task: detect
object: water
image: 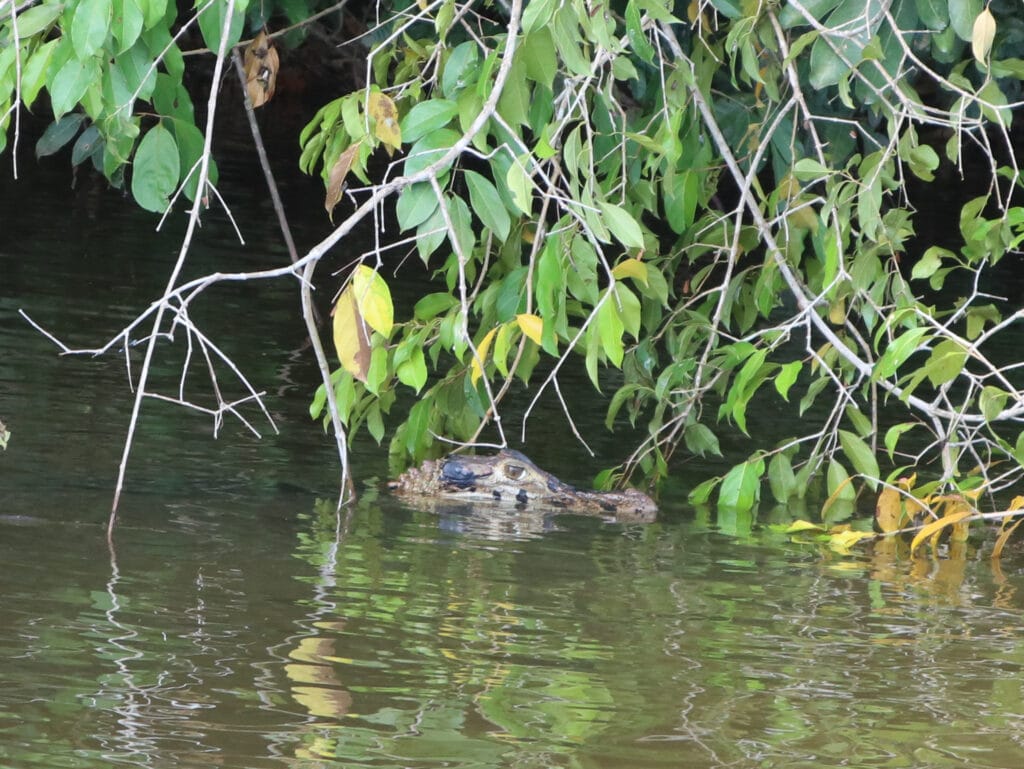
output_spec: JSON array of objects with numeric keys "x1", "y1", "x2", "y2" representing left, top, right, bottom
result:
[{"x1": 4, "y1": 137, "x2": 1024, "y2": 769}]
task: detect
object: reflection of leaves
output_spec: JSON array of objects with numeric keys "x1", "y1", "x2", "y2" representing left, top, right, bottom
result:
[{"x1": 243, "y1": 30, "x2": 278, "y2": 108}]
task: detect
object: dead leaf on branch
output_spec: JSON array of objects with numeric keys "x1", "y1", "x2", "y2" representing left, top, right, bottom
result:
[
  {"x1": 332, "y1": 287, "x2": 371, "y2": 382},
  {"x1": 368, "y1": 91, "x2": 401, "y2": 155},
  {"x1": 244, "y1": 30, "x2": 279, "y2": 108},
  {"x1": 331, "y1": 266, "x2": 395, "y2": 383},
  {"x1": 326, "y1": 142, "x2": 360, "y2": 221}
]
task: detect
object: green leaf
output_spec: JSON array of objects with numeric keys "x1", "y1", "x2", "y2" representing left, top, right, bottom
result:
[
  {"x1": 792, "y1": 158, "x2": 831, "y2": 179},
  {"x1": 838, "y1": 429, "x2": 879, "y2": 489},
  {"x1": 683, "y1": 423, "x2": 721, "y2": 458},
  {"x1": 625, "y1": 0, "x2": 656, "y2": 63},
  {"x1": 884, "y1": 422, "x2": 917, "y2": 460},
  {"x1": 21, "y1": 39, "x2": 59, "y2": 108},
  {"x1": 414, "y1": 292, "x2": 457, "y2": 320},
  {"x1": 12, "y1": 3, "x2": 63, "y2": 37},
  {"x1": 522, "y1": 28, "x2": 557, "y2": 89},
  {"x1": 874, "y1": 327, "x2": 930, "y2": 379},
  {"x1": 597, "y1": 297, "x2": 625, "y2": 367},
  {"x1": 142, "y1": 0, "x2": 168, "y2": 30},
  {"x1": 445, "y1": 194, "x2": 476, "y2": 258},
  {"x1": 403, "y1": 128, "x2": 459, "y2": 176},
  {"x1": 49, "y1": 55, "x2": 101, "y2": 118},
  {"x1": 399, "y1": 99, "x2": 458, "y2": 144},
  {"x1": 497, "y1": 50, "x2": 530, "y2": 128},
  {"x1": 113, "y1": 41, "x2": 157, "y2": 102},
  {"x1": 718, "y1": 458, "x2": 764, "y2": 510},
  {"x1": 827, "y1": 459, "x2": 856, "y2": 501},
  {"x1": 807, "y1": 0, "x2": 882, "y2": 89},
  {"x1": 71, "y1": 124, "x2": 102, "y2": 165},
  {"x1": 396, "y1": 182, "x2": 438, "y2": 231},
  {"x1": 366, "y1": 404, "x2": 385, "y2": 444},
  {"x1": 416, "y1": 204, "x2": 448, "y2": 264},
  {"x1": 131, "y1": 122, "x2": 180, "y2": 212},
  {"x1": 72, "y1": 0, "x2": 113, "y2": 59},
  {"x1": 980, "y1": 386, "x2": 1007, "y2": 422},
  {"x1": 521, "y1": 0, "x2": 557, "y2": 35},
  {"x1": 197, "y1": 0, "x2": 245, "y2": 52},
  {"x1": 924, "y1": 339, "x2": 967, "y2": 387},
  {"x1": 774, "y1": 361, "x2": 801, "y2": 401},
  {"x1": 441, "y1": 40, "x2": 478, "y2": 97},
  {"x1": 36, "y1": 113, "x2": 86, "y2": 157},
  {"x1": 768, "y1": 452, "x2": 796, "y2": 502},
  {"x1": 664, "y1": 169, "x2": 698, "y2": 235},
  {"x1": 464, "y1": 170, "x2": 511, "y2": 241},
  {"x1": 687, "y1": 476, "x2": 720, "y2": 505},
  {"x1": 506, "y1": 155, "x2": 533, "y2": 214},
  {"x1": 396, "y1": 346, "x2": 428, "y2": 392},
  {"x1": 598, "y1": 202, "x2": 645, "y2": 249},
  {"x1": 111, "y1": 0, "x2": 145, "y2": 53},
  {"x1": 948, "y1": 0, "x2": 983, "y2": 41},
  {"x1": 911, "y1": 246, "x2": 950, "y2": 280},
  {"x1": 915, "y1": 0, "x2": 948, "y2": 30}
]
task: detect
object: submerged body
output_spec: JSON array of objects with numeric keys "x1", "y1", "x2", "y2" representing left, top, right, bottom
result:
[{"x1": 389, "y1": 450, "x2": 657, "y2": 522}]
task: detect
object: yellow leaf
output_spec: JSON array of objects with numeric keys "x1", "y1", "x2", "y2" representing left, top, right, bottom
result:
[
  {"x1": 972, "y1": 8, "x2": 996, "y2": 65},
  {"x1": 828, "y1": 529, "x2": 873, "y2": 554},
  {"x1": 611, "y1": 258, "x2": 649, "y2": 285},
  {"x1": 352, "y1": 265, "x2": 394, "y2": 337},
  {"x1": 325, "y1": 141, "x2": 360, "y2": 222},
  {"x1": 470, "y1": 327, "x2": 498, "y2": 385},
  {"x1": 368, "y1": 91, "x2": 401, "y2": 155},
  {"x1": 785, "y1": 519, "x2": 826, "y2": 533},
  {"x1": 332, "y1": 287, "x2": 371, "y2": 382},
  {"x1": 910, "y1": 510, "x2": 973, "y2": 556},
  {"x1": 875, "y1": 487, "x2": 904, "y2": 533},
  {"x1": 516, "y1": 313, "x2": 543, "y2": 344},
  {"x1": 992, "y1": 516, "x2": 1024, "y2": 560}
]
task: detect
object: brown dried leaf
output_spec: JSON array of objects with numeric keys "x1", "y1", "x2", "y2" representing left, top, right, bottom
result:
[
  {"x1": 367, "y1": 91, "x2": 402, "y2": 155},
  {"x1": 332, "y1": 285, "x2": 371, "y2": 382},
  {"x1": 244, "y1": 30, "x2": 278, "y2": 108},
  {"x1": 325, "y1": 142, "x2": 360, "y2": 221}
]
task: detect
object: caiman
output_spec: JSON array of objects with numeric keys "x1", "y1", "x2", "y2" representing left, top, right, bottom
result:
[{"x1": 388, "y1": 449, "x2": 657, "y2": 522}]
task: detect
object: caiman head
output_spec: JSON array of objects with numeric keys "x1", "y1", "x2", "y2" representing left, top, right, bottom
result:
[
  {"x1": 389, "y1": 449, "x2": 657, "y2": 522},
  {"x1": 437, "y1": 449, "x2": 571, "y2": 505}
]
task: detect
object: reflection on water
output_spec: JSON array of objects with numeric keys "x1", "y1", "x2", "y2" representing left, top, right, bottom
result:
[
  {"x1": 2, "y1": 491, "x2": 1024, "y2": 769},
  {"x1": 5, "y1": 144, "x2": 1024, "y2": 769}
]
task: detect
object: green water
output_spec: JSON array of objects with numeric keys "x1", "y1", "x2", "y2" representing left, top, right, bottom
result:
[{"x1": 3, "y1": 146, "x2": 1024, "y2": 769}]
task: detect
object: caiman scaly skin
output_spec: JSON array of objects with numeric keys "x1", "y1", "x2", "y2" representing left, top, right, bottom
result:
[{"x1": 388, "y1": 450, "x2": 657, "y2": 522}]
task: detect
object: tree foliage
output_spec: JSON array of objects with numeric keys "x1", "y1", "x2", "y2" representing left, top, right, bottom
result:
[{"x1": 6, "y1": 0, "x2": 1024, "y2": 544}]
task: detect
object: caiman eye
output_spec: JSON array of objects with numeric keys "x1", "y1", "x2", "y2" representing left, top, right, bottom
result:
[{"x1": 505, "y1": 463, "x2": 525, "y2": 480}]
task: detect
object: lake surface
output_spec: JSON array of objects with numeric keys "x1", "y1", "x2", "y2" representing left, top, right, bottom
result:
[{"x1": 3, "y1": 133, "x2": 1024, "y2": 769}]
